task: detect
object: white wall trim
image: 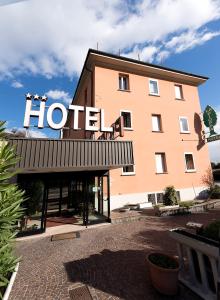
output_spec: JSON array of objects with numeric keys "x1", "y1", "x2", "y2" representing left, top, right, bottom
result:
[
  {"x1": 149, "y1": 78, "x2": 160, "y2": 96},
  {"x1": 121, "y1": 165, "x2": 136, "y2": 176},
  {"x1": 110, "y1": 186, "x2": 206, "y2": 210}
]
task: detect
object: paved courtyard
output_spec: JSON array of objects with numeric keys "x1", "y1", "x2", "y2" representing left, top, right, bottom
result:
[{"x1": 9, "y1": 208, "x2": 220, "y2": 300}]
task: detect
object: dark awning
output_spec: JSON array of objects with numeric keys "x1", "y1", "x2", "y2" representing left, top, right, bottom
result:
[{"x1": 8, "y1": 138, "x2": 134, "y2": 173}]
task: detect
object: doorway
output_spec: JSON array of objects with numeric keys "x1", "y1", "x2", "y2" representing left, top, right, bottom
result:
[
  {"x1": 17, "y1": 171, "x2": 110, "y2": 236},
  {"x1": 45, "y1": 172, "x2": 110, "y2": 228}
]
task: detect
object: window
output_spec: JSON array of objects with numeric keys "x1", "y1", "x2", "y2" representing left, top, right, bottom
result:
[
  {"x1": 175, "y1": 84, "x2": 183, "y2": 99},
  {"x1": 155, "y1": 153, "x2": 167, "y2": 173},
  {"x1": 149, "y1": 79, "x2": 159, "y2": 96},
  {"x1": 156, "y1": 193, "x2": 164, "y2": 203},
  {"x1": 120, "y1": 110, "x2": 132, "y2": 130},
  {"x1": 152, "y1": 114, "x2": 162, "y2": 132},
  {"x1": 148, "y1": 193, "x2": 156, "y2": 205},
  {"x1": 119, "y1": 74, "x2": 129, "y2": 91},
  {"x1": 184, "y1": 153, "x2": 196, "y2": 172},
  {"x1": 122, "y1": 165, "x2": 135, "y2": 175},
  {"x1": 176, "y1": 191, "x2": 181, "y2": 201},
  {"x1": 179, "y1": 117, "x2": 189, "y2": 133}
]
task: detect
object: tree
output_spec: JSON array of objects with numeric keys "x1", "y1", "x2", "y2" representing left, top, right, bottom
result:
[
  {"x1": 163, "y1": 186, "x2": 179, "y2": 206},
  {"x1": 0, "y1": 121, "x2": 24, "y2": 299},
  {"x1": 201, "y1": 166, "x2": 214, "y2": 190}
]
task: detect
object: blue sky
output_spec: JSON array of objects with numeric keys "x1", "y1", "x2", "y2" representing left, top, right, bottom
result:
[{"x1": 1, "y1": 0, "x2": 220, "y2": 161}]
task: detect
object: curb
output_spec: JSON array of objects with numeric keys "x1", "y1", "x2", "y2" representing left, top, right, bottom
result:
[{"x1": 3, "y1": 262, "x2": 19, "y2": 300}]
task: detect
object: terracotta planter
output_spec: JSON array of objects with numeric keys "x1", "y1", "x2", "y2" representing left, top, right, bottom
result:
[{"x1": 147, "y1": 253, "x2": 179, "y2": 296}]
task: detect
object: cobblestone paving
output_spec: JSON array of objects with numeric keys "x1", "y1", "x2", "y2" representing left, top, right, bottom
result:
[{"x1": 9, "y1": 209, "x2": 220, "y2": 300}]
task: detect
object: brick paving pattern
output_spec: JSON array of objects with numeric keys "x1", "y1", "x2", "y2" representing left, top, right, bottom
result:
[{"x1": 9, "y1": 208, "x2": 220, "y2": 300}]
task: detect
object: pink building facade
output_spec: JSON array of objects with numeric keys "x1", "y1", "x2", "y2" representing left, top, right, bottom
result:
[{"x1": 64, "y1": 49, "x2": 211, "y2": 210}]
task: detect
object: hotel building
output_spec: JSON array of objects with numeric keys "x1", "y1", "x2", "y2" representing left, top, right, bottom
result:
[{"x1": 9, "y1": 49, "x2": 210, "y2": 235}]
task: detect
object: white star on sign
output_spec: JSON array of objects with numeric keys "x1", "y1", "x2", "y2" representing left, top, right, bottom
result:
[
  {"x1": 34, "y1": 94, "x2": 40, "y2": 100},
  {"x1": 26, "y1": 93, "x2": 32, "y2": 99},
  {"x1": 41, "y1": 95, "x2": 48, "y2": 101}
]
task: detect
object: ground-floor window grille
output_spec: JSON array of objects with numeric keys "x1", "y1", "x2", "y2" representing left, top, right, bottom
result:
[
  {"x1": 176, "y1": 191, "x2": 181, "y2": 201},
  {"x1": 156, "y1": 193, "x2": 164, "y2": 203},
  {"x1": 148, "y1": 193, "x2": 156, "y2": 205}
]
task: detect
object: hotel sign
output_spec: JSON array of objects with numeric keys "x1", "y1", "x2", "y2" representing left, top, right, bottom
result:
[
  {"x1": 23, "y1": 94, "x2": 114, "y2": 132},
  {"x1": 207, "y1": 135, "x2": 220, "y2": 143},
  {"x1": 203, "y1": 105, "x2": 217, "y2": 137},
  {"x1": 203, "y1": 105, "x2": 220, "y2": 143}
]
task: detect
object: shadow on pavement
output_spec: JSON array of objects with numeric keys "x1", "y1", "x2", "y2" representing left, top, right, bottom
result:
[{"x1": 64, "y1": 248, "x2": 200, "y2": 300}]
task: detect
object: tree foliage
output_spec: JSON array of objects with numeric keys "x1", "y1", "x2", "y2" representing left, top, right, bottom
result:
[
  {"x1": 201, "y1": 167, "x2": 214, "y2": 190},
  {"x1": 0, "y1": 121, "x2": 24, "y2": 299},
  {"x1": 163, "y1": 186, "x2": 179, "y2": 206},
  {"x1": 203, "y1": 105, "x2": 217, "y2": 136}
]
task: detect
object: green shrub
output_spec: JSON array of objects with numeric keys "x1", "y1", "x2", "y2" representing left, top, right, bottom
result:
[
  {"x1": 209, "y1": 184, "x2": 220, "y2": 199},
  {"x1": 200, "y1": 221, "x2": 220, "y2": 242},
  {"x1": 0, "y1": 121, "x2": 24, "y2": 299},
  {"x1": 163, "y1": 186, "x2": 179, "y2": 206},
  {"x1": 24, "y1": 180, "x2": 44, "y2": 216}
]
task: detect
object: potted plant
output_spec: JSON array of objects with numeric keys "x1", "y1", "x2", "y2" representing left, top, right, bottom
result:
[{"x1": 147, "y1": 252, "x2": 180, "y2": 295}]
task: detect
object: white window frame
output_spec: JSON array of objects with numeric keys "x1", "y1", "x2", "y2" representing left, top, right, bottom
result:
[
  {"x1": 120, "y1": 110, "x2": 133, "y2": 130},
  {"x1": 175, "y1": 84, "x2": 183, "y2": 100},
  {"x1": 119, "y1": 74, "x2": 129, "y2": 91},
  {"x1": 152, "y1": 114, "x2": 162, "y2": 132},
  {"x1": 155, "y1": 152, "x2": 167, "y2": 174},
  {"x1": 184, "y1": 152, "x2": 196, "y2": 172},
  {"x1": 122, "y1": 164, "x2": 136, "y2": 176},
  {"x1": 149, "y1": 78, "x2": 160, "y2": 96},
  {"x1": 179, "y1": 116, "x2": 190, "y2": 133}
]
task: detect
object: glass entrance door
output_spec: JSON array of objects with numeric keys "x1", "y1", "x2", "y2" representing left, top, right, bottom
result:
[
  {"x1": 46, "y1": 179, "x2": 84, "y2": 227},
  {"x1": 85, "y1": 175, "x2": 110, "y2": 225}
]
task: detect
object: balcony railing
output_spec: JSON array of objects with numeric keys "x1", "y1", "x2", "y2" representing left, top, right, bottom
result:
[{"x1": 170, "y1": 228, "x2": 219, "y2": 300}]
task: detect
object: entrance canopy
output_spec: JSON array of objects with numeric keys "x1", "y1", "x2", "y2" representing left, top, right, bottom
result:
[{"x1": 9, "y1": 138, "x2": 134, "y2": 173}]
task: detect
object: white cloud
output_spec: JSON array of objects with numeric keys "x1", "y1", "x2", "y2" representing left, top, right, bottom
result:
[
  {"x1": 123, "y1": 45, "x2": 158, "y2": 63},
  {"x1": 27, "y1": 129, "x2": 47, "y2": 138},
  {"x1": 0, "y1": 0, "x2": 219, "y2": 78},
  {"x1": 5, "y1": 127, "x2": 47, "y2": 138},
  {"x1": 45, "y1": 89, "x2": 72, "y2": 105},
  {"x1": 155, "y1": 50, "x2": 170, "y2": 64},
  {"x1": 165, "y1": 30, "x2": 220, "y2": 54},
  {"x1": 11, "y1": 80, "x2": 23, "y2": 88},
  {"x1": 208, "y1": 140, "x2": 220, "y2": 162}
]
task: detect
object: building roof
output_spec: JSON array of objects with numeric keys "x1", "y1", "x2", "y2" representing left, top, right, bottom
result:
[
  {"x1": 71, "y1": 48, "x2": 209, "y2": 105},
  {"x1": 89, "y1": 49, "x2": 208, "y2": 79}
]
